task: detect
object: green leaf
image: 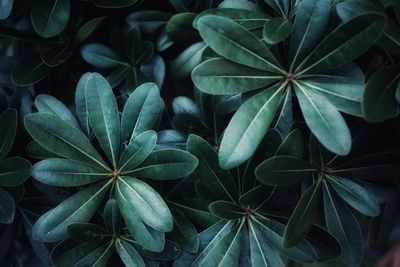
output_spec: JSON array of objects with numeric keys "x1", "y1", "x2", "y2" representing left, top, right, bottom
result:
[
  {"x1": 197, "y1": 15, "x2": 283, "y2": 73},
  {"x1": 284, "y1": 181, "x2": 321, "y2": 247},
  {"x1": 31, "y1": 0, "x2": 70, "y2": 38},
  {"x1": 294, "y1": 81, "x2": 351, "y2": 156},
  {"x1": 75, "y1": 73, "x2": 92, "y2": 136},
  {"x1": 128, "y1": 149, "x2": 198, "y2": 180},
  {"x1": 256, "y1": 156, "x2": 316, "y2": 186},
  {"x1": 126, "y1": 10, "x2": 172, "y2": 33},
  {"x1": 119, "y1": 130, "x2": 157, "y2": 173},
  {"x1": 24, "y1": 113, "x2": 109, "y2": 170},
  {"x1": 166, "y1": 12, "x2": 198, "y2": 42},
  {"x1": 115, "y1": 239, "x2": 145, "y2": 267},
  {"x1": 264, "y1": 0, "x2": 288, "y2": 16},
  {"x1": 86, "y1": 72, "x2": 121, "y2": 168},
  {"x1": 323, "y1": 182, "x2": 363, "y2": 267},
  {"x1": 327, "y1": 175, "x2": 380, "y2": 216},
  {"x1": 10, "y1": 56, "x2": 51, "y2": 86},
  {"x1": 93, "y1": 0, "x2": 138, "y2": 8},
  {"x1": 139, "y1": 239, "x2": 181, "y2": 261},
  {"x1": 369, "y1": 200, "x2": 399, "y2": 248},
  {"x1": 32, "y1": 158, "x2": 109, "y2": 187},
  {"x1": 75, "y1": 16, "x2": 107, "y2": 44},
  {"x1": 192, "y1": 58, "x2": 281, "y2": 94},
  {"x1": 81, "y1": 44, "x2": 127, "y2": 69},
  {"x1": 250, "y1": 215, "x2": 316, "y2": 263},
  {"x1": 275, "y1": 129, "x2": 304, "y2": 158},
  {"x1": 192, "y1": 221, "x2": 244, "y2": 267},
  {"x1": 41, "y1": 44, "x2": 73, "y2": 67},
  {"x1": 116, "y1": 176, "x2": 173, "y2": 232},
  {"x1": 193, "y1": 8, "x2": 270, "y2": 31},
  {"x1": 302, "y1": 63, "x2": 364, "y2": 117},
  {"x1": 121, "y1": 82, "x2": 163, "y2": 143},
  {"x1": 209, "y1": 201, "x2": 245, "y2": 220},
  {"x1": 248, "y1": 220, "x2": 285, "y2": 267},
  {"x1": 331, "y1": 152, "x2": 400, "y2": 181},
  {"x1": 263, "y1": 17, "x2": 292, "y2": 45},
  {"x1": 117, "y1": 211, "x2": 165, "y2": 252},
  {"x1": 0, "y1": 108, "x2": 17, "y2": 160},
  {"x1": 171, "y1": 42, "x2": 206, "y2": 80},
  {"x1": 35, "y1": 94, "x2": 81, "y2": 130},
  {"x1": 67, "y1": 223, "x2": 109, "y2": 242},
  {"x1": 0, "y1": 188, "x2": 15, "y2": 224},
  {"x1": 187, "y1": 134, "x2": 237, "y2": 202},
  {"x1": 0, "y1": 0, "x2": 13, "y2": 20},
  {"x1": 219, "y1": 83, "x2": 284, "y2": 169},
  {"x1": 170, "y1": 208, "x2": 199, "y2": 253},
  {"x1": 51, "y1": 240, "x2": 106, "y2": 266},
  {"x1": 169, "y1": 199, "x2": 219, "y2": 228},
  {"x1": 104, "y1": 198, "x2": 120, "y2": 234},
  {"x1": 0, "y1": 157, "x2": 31, "y2": 186},
  {"x1": 289, "y1": 0, "x2": 330, "y2": 69},
  {"x1": 362, "y1": 64, "x2": 400, "y2": 122},
  {"x1": 32, "y1": 180, "x2": 112, "y2": 242},
  {"x1": 300, "y1": 13, "x2": 386, "y2": 74}
]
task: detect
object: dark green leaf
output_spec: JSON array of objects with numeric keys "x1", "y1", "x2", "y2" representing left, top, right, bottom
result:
[
  {"x1": 104, "y1": 198, "x2": 120, "y2": 234},
  {"x1": 166, "y1": 12, "x2": 198, "y2": 42},
  {"x1": 67, "y1": 223, "x2": 109, "y2": 242},
  {"x1": 284, "y1": 181, "x2": 321, "y2": 247},
  {"x1": 0, "y1": 109, "x2": 17, "y2": 160},
  {"x1": 171, "y1": 42, "x2": 206, "y2": 80},
  {"x1": 363, "y1": 64, "x2": 400, "y2": 122},
  {"x1": 10, "y1": 56, "x2": 51, "y2": 86},
  {"x1": 323, "y1": 182, "x2": 363, "y2": 267},
  {"x1": 75, "y1": 16, "x2": 107, "y2": 44},
  {"x1": 170, "y1": 208, "x2": 199, "y2": 253},
  {"x1": 187, "y1": 134, "x2": 237, "y2": 202},
  {"x1": 0, "y1": 157, "x2": 31, "y2": 186},
  {"x1": 0, "y1": 188, "x2": 15, "y2": 224},
  {"x1": 275, "y1": 129, "x2": 304, "y2": 158},
  {"x1": 256, "y1": 156, "x2": 316, "y2": 186},
  {"x1": 209, "y1": 201, "x2": 245, "y2": 220}
]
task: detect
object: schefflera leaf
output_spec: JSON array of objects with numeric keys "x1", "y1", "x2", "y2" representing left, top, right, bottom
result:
[
  {"x1": 174, "y1": 134, "x2": 338, "y2": 266},
  {"x1": 25, "y1": 72, "x2": 199, "y2": 252},
  {"x1": 192, "y1": 0, "x2": 385, "y2": 169},
  {"x1": 0, "y1": 108, "x2": 31, "y2": 224}
]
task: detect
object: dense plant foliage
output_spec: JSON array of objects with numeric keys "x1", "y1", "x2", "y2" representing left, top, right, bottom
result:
[{"x1": 1, "y1": 0, "x2": 400, "y2": 266}]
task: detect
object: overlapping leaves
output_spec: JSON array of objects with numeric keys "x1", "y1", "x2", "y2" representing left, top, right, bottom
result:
[
  {"x1": 24, "y1": 73, "x2": 198, "y2": 266},
  {"x1": 192, "y1": 0, "x2": 386, "y2": 169}
]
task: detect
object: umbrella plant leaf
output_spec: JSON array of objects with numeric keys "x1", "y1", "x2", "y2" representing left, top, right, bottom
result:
[
  {"x1": 197, "y1": 15, "x2": 283, "y2": 73},
  {"x1": 294, "y1": 81, "x2": 352, "y2": 156},
  {"x1": 0, "y1": 108, "x2": 17, "y2": 160},
  {"x1": 86, "y1": 72, "x2": 121, "y2": 168},
  {"x1": 218, "y1": 83, "x2": 285, "y2": 169},
  {"x1": 32, "y1": 180, "x2": 112, "y2": 242}
]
